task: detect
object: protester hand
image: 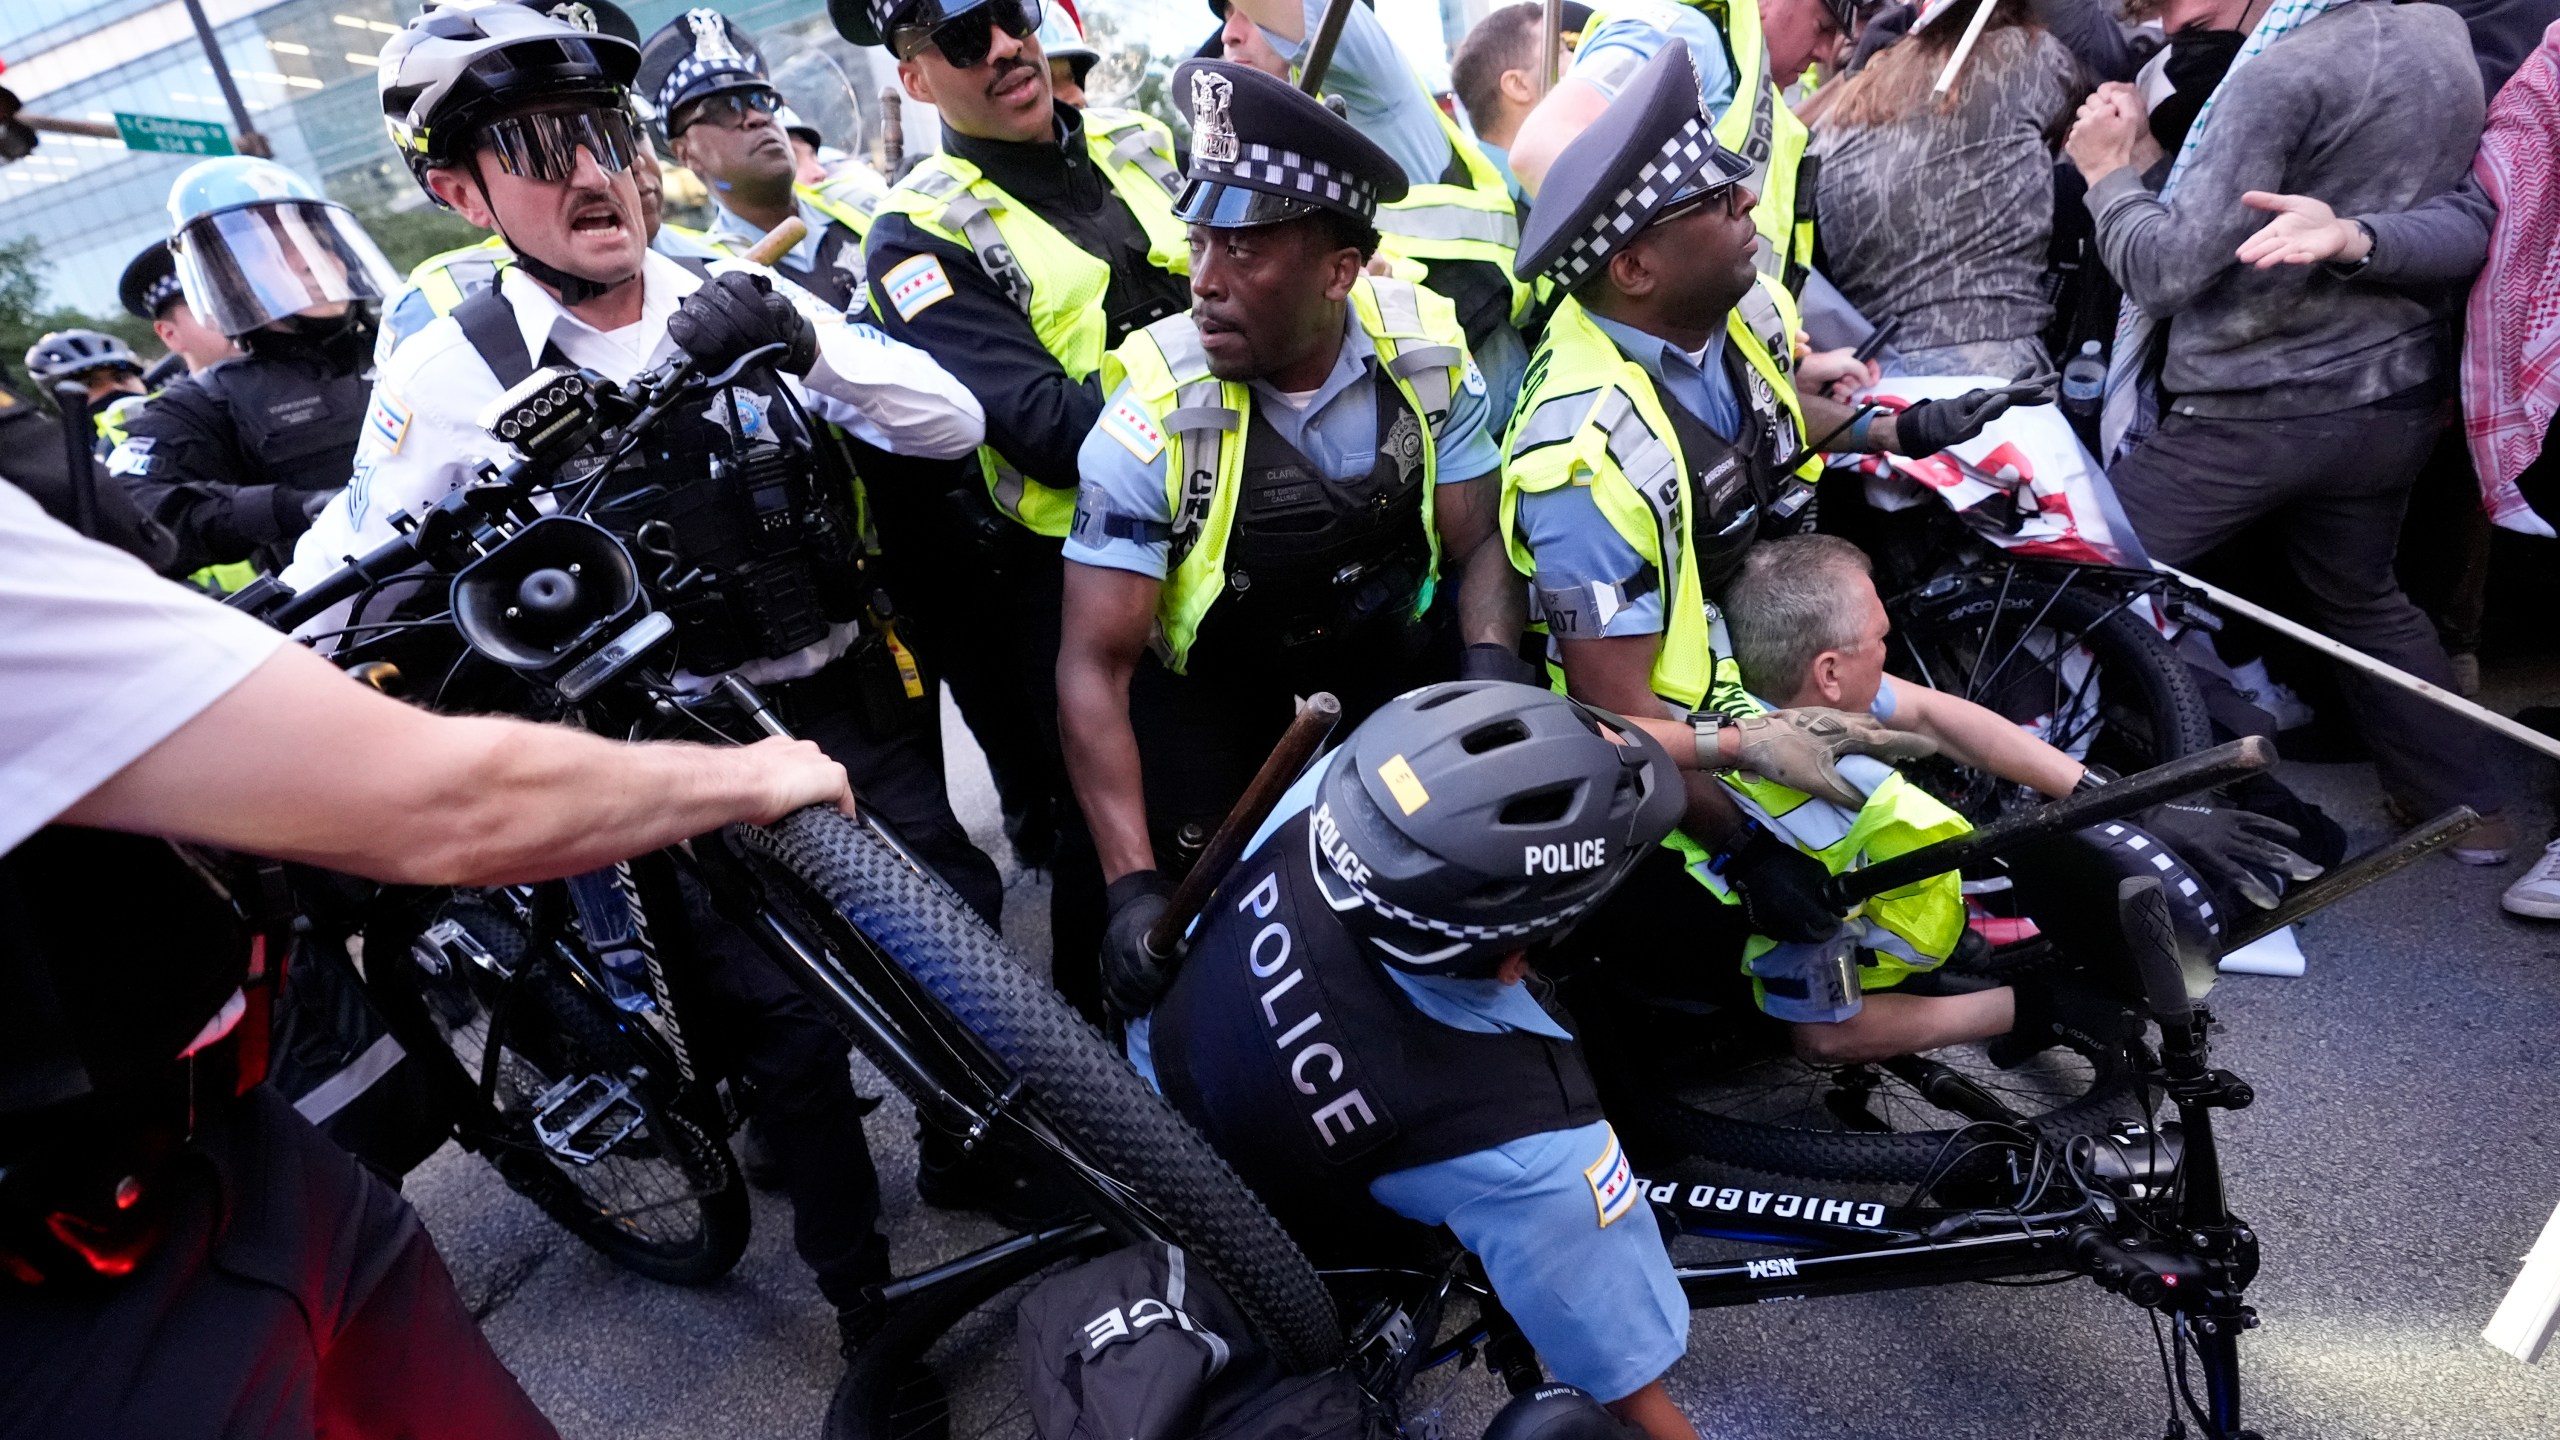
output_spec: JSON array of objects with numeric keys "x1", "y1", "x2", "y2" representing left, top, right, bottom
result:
[
  {"x1": 1727, "y1": 827, "x2": 1844, "y2": 944},
  {"x1": 2066, "y1": 83, "x2": 2150, "y2": 183},
  {"x1": 2236, "y1": 192, "x2": 2370, "y2": 269},
  {"x1": 1890, "y1": 376, "x2": 2052, "y2": 458},
  {"x1": 738, "y1": 735, "x2": 857, "y2": 820},
  {"x1": 2139, "y1": 802, "x2": 2324, "y2": 909},
  {"x1": 1727, "y1": 707, "x2": 1938, "y2": 808},
  {"x1": 1100, "y1": 870, "x2": 1175, "y2": 1019},
  {"x1": 668, "y1": 270, "x2": 820, "y2": 377},
  {"x1": 1797, "y1": 346, "x2": 1880, "y2": 403}
]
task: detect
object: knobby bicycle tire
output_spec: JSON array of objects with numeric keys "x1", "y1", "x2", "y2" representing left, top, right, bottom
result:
[
  {"x1": 364, "y1": 892, "x2": 751, "y2": 1286},
  {"x1": 734, "y1": 808, "x2": 1344, "y2": 1373}
]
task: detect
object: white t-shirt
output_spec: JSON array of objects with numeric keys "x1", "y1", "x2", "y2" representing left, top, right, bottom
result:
[{"x1": 0, "y1": 480, "x2": 285, "y2": 853}]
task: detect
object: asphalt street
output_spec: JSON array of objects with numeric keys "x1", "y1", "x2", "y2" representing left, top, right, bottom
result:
[{"x1": 404, "y1": 688, "x2": 2560, "y2": 1440}]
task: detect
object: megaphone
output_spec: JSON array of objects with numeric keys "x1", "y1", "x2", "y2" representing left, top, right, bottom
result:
[{"x1": 452, "y1": 516, "x2": 644, "y2": 671}]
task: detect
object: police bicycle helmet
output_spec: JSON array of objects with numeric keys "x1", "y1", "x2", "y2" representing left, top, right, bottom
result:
[
  {"x1": 24, "y1": 330, "x2": 143, "y2": 387},
  {"x1": 1309, "y1": 681, "x2": 1684, "y2": 976},
  {"x1": 379, "y1": 1, "x2": 643, "y2": 202}
]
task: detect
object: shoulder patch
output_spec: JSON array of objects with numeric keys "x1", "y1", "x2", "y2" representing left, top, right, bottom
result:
[
  {"x1": 1584, "y1": 1125, "x2": 1637, "y2": 1228},
  {"x1": 882, "y1": 254, "x2": 954, "y2": 321},
  {"x1": 364, "y1": 391, "x2": 411, "y2": 455},
  {"x1": 105, "y1": 436, "x2": 155, "y2": 477},
  {"x1": 1100, "y1": 398, "x2": 1166, "y2": 464},
  {"x1": 1462, "y1": 356, "x2": 1487, "y2": 397}
]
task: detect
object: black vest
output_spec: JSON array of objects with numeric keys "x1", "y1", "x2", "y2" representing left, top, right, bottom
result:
[
  {"x1": 452, "y1": 282, "x2": 865, "y2": 674},
  {"x1": 0, "y1": 828, "x2": 251, "y2": 1126},
  {"x1": 1186, "y1": 375, "x2": 1436, "y2": 680},
  {"x1": 1645, "y1": 343, "x2": 1807, "y2": 598},
  {"x1": 193, "y1": 337, "x2": 371, "y2": 495},
  {"x1": 1151, "y1": 809, "x2": 1603, "y2": 1251}
]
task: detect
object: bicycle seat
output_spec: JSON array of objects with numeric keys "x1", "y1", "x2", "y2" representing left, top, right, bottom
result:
[{"x1": 1999, "y1": 821, "x2": 2222, "y2": 1004}]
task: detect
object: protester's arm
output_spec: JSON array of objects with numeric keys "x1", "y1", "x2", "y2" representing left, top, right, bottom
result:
[
  {"x1": 1881, "y1": 680, "x2": 2083, "y2": 797},
  {"x1": 1507, "y1": 78, "x2": 1614, "y2": 195},
  {"x1": 2233, "y1": 174, "x2": 2495, "y2": 285},
  {"x1": 2075, "y1": 78, "x2": 2304, "y2": 316},
  {"x1": 60, "y1": 641, "x2": 854, "y2": 888},
  {"x1": 1437, "y1": 471, "x2": 1528, "y2": 650},
  {"x1": 1238, "y1": 0, "x2": 1450, "y2": 184}
]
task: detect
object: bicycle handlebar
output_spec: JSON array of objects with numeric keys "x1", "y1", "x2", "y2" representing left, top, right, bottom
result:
[{"x1": 1817, "y1": 736, "x2": 2275, "y2": 910}]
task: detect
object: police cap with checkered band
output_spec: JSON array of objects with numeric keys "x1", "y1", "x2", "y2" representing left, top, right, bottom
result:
[
  {"x1": 1511, "y1": 39, "x2": 1752, "y2": 290},
  {"x1": 637, "y1": 8, "x2": 772, "y2": 132},
  {"x1": 1170, "y1": 58, "x2": 1406, "y2": 229},
  {"x1": 1309, "y1": 681, "x2": 1683, "y2": 976}
]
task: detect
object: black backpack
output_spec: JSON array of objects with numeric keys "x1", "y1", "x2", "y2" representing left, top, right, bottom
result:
[{"x1": 1017, "y1": 1243, "x2": 1364, "y2": 1440}]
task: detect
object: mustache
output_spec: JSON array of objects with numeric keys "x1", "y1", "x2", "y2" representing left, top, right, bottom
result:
[{"x1": 984, "y1": 55, "x2": 1037, "y2": 98}]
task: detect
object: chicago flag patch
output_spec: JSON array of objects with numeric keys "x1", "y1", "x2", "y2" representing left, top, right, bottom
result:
[
  {"x1": 1100, "y1": 399, "x2": 1166, "y2": 463},
  {"x1": 1584, "y1": 1126, "x2": 1636, "y2": 1228},
  {"x1": 882, "y1": 254, "x2": 954, "y2": 321}
]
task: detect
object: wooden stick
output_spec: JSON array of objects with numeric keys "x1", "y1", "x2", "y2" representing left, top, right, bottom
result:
[
  {"x1": 1144, "y1": 693, "x2": 1345, "y2": 959},
  {"x1": 2158, "y1": 560, "x2": 2560, "y2": 764},
  {"x1": 740, "y1": 216, "x2": 808, "y2": 267},
  {"x1": 2218, "y1": 807, "x2": 2479, "y2": 953},
  {"x1": 878, "y1": 87, "x2": 904, "y2": 177},
  {"x1": 1931, "y1": 0, "x2": 2002, "y2": 95}
]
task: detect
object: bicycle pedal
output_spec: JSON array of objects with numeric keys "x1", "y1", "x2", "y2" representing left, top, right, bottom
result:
[{"x1": 529, "y1": 1071, "x2": 645, "y2": 1164}]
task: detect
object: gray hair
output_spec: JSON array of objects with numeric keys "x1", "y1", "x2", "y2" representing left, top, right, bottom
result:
[{"x1": 1721, "y1": 534, "x2": 1874, "y2": 702}]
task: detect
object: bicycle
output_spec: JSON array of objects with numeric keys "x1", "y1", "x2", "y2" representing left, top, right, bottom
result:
[{"x1": 233, "y1": 340, "x2": 1343, "y2": 1384}]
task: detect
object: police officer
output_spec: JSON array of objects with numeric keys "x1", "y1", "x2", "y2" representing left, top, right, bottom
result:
[
  {"x1": 291, "y1": 0, "x2": 1000, "y2": 1361},
  {"x1": 1140, "y1": 682, "x2": 1702, "y2": 1439},
  {"x1": 1503, "y1": 45, "x2": 2039, "y2": 1028},
  {"x1": 641, "y1": 9, "x2": 878, "y2": 311},
  {"x1": 119, "y1": 239, "x2": 239, "y2": 380},
  {"x1": 842, "y1": 0, "x2": 1196, "y2": 1014},
  {"x1": 1509, "y1": 0, "x2": 1855, "y2": 298},
  {"x1": 25, "y1": 331, "x2": 148, "y2": 424},
  {"x1": 109, "y1": 158, "x2": 398, "y2": 582},
  {"x1": 1057, "y1": 58, "x2": 1516, "y2": 1007},
  {"x1": 1219, "y1": 0, "x2": 1533, "y2": 429},
  {"x1": 1038, "y1": 0, "x2": 1100, "y2": 107},
  {"x1": 0, "y1": 475, "x2": 855, "y2": 1439}
]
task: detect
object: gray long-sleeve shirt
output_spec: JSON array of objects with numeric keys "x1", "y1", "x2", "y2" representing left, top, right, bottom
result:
[
  {"x1": 2359, "y1": 171, "x2": 2497, "y2": 286},
  {"x1": 2086, "y1": 0, "x2": 2485, "y2": 420}
]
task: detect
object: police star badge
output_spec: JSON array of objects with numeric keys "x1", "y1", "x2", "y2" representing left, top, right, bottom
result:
[{"x1": 1192, "y1": 70, "x2": 1237, "y2": 163}]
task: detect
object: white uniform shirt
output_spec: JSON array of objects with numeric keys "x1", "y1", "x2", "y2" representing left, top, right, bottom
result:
[
  {"x1": 0, "y1": 480, "x2": 285, "y2": 852},
  {"x1": 287, "y1": 248, "x2": 981, "y2": 586},
  {"x1": 283, "y1": 249, "x2": 984, "y2": 678}
]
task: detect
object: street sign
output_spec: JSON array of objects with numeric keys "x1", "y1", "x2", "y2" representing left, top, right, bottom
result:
[{"x1": 113, "y1": 112, "x2": 232, "y2": 156}]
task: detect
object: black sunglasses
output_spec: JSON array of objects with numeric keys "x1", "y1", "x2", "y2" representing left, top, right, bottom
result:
[
  {"x1": 1646, "y1": 180, "x2": 1748, "y2": 231},
  {"x1": 483, "y1": 107, "x2": 638, "y2": 184},
  {"x1": 672, "y1": 88, "x2": 784, "y2": 136},
  {"x1": 892, "y1": 0, "x2": 1042, "y2": 70}
]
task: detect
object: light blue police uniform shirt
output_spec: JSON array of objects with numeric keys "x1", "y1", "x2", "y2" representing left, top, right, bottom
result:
[
  {"x1": 1477, "y1": 140, "x2": 1529, "y2": 209},
  {"x1": 1572, "y1": 0, "x2": 1740, "y2": 116},
  {"x1": 1126, "y1": 751, "x2": 1692, "y2": 1403},
  {"x1": 1514, "y1": 311, "x2": 1742, "y2": 639},
  {"x1": 1064, "y1": 315, "x2": 1499, "y2": 578},
  {"x1": 1260, "y1": 0, "x2": 1531, "y2": 429}
]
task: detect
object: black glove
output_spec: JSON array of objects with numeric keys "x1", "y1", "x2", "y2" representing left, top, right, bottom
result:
[
  {"x1": 1725, "y1": 827, "x2": 1843, "y2": 944},
  {"x1": 1100, "y1": 870, "x2": 1175, "y2": 1020},
  {"x1": 667, "y1": 270, "x2": 819, "y2": 378},
  {"x1": 1460, "y1": 641, "x2": 1538, "y2": 685},
  {"x1": 1893, "y1": 375, "x2": 2056, "y2": 458},
  {"x1": 2138, "y1": 801, "x2": 2323, "y2": 910}
]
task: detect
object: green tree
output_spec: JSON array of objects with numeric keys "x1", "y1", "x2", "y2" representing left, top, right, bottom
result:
[
  {"x1": 0, "y1": 237, "x2": 165, "y2": 383},
  {"x1": 342, "y1": 198, "x2": 494, "y2": 278}
]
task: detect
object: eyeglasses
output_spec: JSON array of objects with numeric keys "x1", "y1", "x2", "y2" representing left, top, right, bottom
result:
[
  {"x1": 1646, "y1": 181, "x2": 1749, "y2": 231},
  {"x1": 672, "y1": 88, "x2": 784, "y2": 136},
  {"x1": 892, "y1": 0, "x2": 1042, "y2": 70},
  {"x1": 482, "y1": 107, "x2": 637, "y2": 183}
]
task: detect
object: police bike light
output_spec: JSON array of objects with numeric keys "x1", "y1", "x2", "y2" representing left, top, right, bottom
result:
[{"x1": 476, "y1": 365, "x2": 603, "y2": 462}]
